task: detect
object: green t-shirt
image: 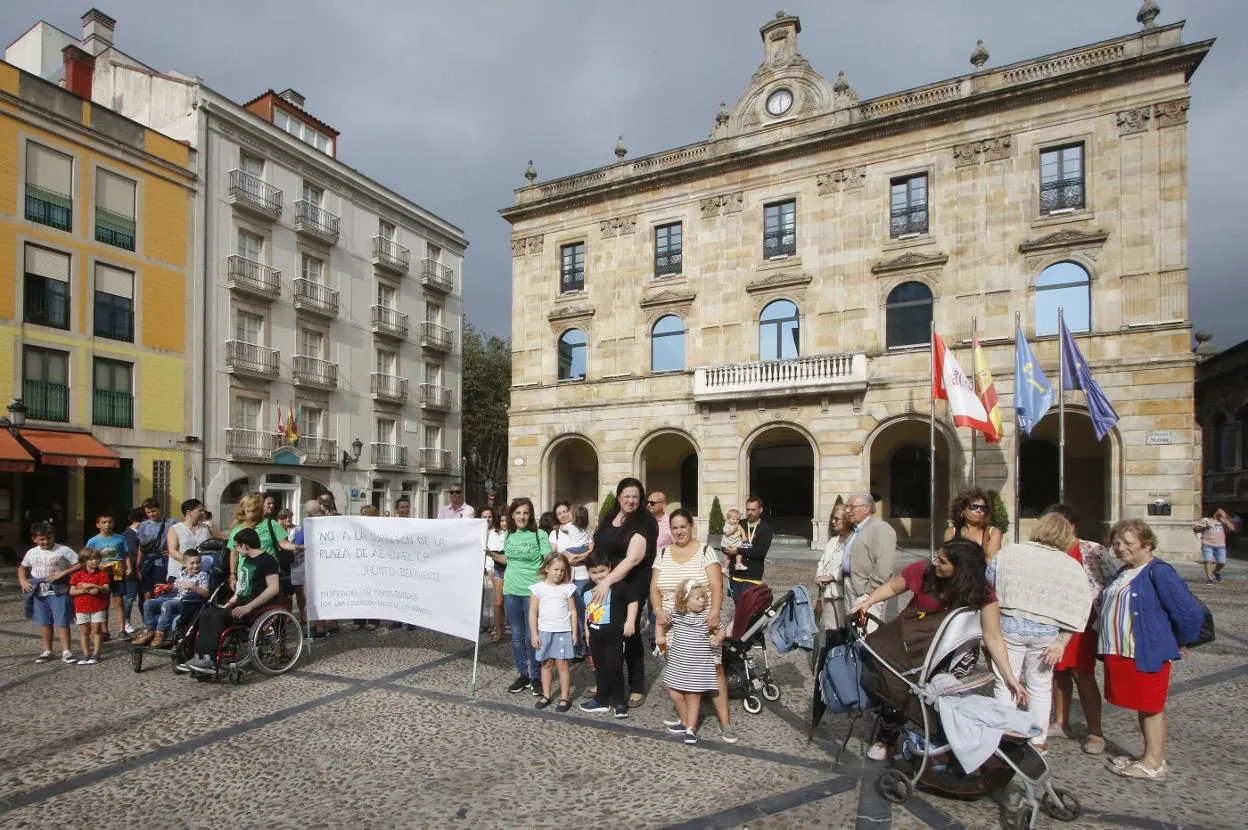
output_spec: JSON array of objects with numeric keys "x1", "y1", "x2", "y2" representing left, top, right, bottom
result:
[
  {"x1": 228, "y1": 520, "x2": 287, "y2": 557},
  {"x1": 502, "y1": 529, "x2": 550, "y2": 597}
]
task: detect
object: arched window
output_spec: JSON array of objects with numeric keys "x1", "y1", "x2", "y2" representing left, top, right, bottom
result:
[
  {"x1": 885, "y1": 281, "x2": 932, "y2": 349},
  {"x1": 889, "y1": 445, "x2": 930, "y2": 518},
  {"x1": 557, "y1": 329, "x2": 587, "y2": 381},
  {"x1": 1019, "y1": 439, "x2": 1059, "y2": 517},
  {"x1": 650, "y1": 315, "x2": 685, "y2": 373},
  {"x1": 759, "y1": 299, "x2": 800, "y2": 361},
  {"x1": 1034, "y1": 261, "x2": 1090, "y2": 337}
]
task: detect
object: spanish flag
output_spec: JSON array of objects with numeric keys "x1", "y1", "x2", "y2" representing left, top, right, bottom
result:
[
  {"x1": 285, "y1": 404, "x2": 299, "y2": 445},
  {"x1": 972, "y1": 332, "x2": 1003, "y2": 443}
]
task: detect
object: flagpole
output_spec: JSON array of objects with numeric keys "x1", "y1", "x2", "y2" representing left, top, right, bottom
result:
[
  {"x1": 930, "y1": 320, "x2": 937, "y2": 559},
  {"x1": 970, "y1": 317, "x2": 978, "y2": 487},
  {"x1": 1058, "y1": 306, "x2": 1066, "y2": 505},
  {"x1": 1013, "y1": 312, "x2": 1022, "y2": 544}
]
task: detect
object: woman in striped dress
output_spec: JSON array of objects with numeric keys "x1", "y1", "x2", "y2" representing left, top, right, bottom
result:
[{"x1": 663, "y1": 579, "x2": 723, "y2": 745}]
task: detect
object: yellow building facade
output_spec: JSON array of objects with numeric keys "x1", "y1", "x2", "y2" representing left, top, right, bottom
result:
[{"x1": 0, "y1": 54, "x2": 195, "y2": 548}]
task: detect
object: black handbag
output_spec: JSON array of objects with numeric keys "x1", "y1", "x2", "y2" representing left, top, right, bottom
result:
[{"x1": 1150, "y1": 564, "x2": 1215, "y2": 648}]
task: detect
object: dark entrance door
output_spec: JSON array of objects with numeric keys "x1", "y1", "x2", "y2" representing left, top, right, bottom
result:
[
  {"x1": 22, "y1": 466, "x2": 69, "y2": 543},
  {"x1": 83, "y1": 459, "x2": 133, "y2": 545},
  {"x1": 749, "y1": 443, "x2": 813, "y2": 540}
]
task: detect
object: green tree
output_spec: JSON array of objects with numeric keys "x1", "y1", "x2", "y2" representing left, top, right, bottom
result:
[
  {"x1": 461, "y1": 321, "x2": 511, "y2": 497},
  {"x1": 986, "y1": 489, "x2": 1011, "y2": 536},
  {"x1": 708, "y1": 497, "x2": 725, "y2": 535},
  {"x1": 598, "y1": 491, "x2": 617, "y2": 524}
]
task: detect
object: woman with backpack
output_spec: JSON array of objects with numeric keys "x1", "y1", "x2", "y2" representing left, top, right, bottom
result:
[{"x1": 1099, "y1": 519, "x2": 1206, "y2": 781}]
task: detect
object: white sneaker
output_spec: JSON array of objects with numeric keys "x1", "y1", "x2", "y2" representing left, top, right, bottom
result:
[
  {"x1": 720, "y1": 727, "x2": 739, "y2": 744},
  {"x1": 124, "y1": 623, "x2": 136, "y2": 636},
  {"x1": 61, "y1": 650, "x2": 76, "y2": 664},
  {"x1": 867, "y1": 743, "x2": 889, "y2": 761},
  {"x1": 35, "y1": 650, "x2": 53, "y2": 663}
]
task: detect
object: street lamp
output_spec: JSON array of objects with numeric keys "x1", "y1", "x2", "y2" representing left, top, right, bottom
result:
[
  {"x1": 7, "y1": 399, "x2": 26, "y2": 428},
  {"x1": 341, "y1": 437, "x2": 364, "y2": 471}
]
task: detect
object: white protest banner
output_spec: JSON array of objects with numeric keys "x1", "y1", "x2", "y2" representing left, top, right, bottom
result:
[{"x1": 303, "y1": 516, "x2": 486, "y2": 642}]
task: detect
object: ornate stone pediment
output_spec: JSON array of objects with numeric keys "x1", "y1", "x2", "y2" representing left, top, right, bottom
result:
[
  {"x1": 871, "y1": 251, "x2": 949, "y2": 275},
  {"x1": 547, "y1": 304, "x2": 594, "y2": 324},
  {"x1": 746, "y1": 271, "x2": 812, "y2": 293},
  {"x1": 1018, "y1": 228, "x2": 1108, "y2": 254},
  {"x1": 640, "y1": 289, "x2": 696, "y2": 310}
]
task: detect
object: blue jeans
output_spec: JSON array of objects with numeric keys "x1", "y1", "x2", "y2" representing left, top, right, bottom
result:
[
  {"x1": 143, "y1": 594, "x2": 185, "y2": 632},
  {"x1": 504, "y1": 594, "x2": 539, "y2": 680},
  {"x1": 121, "y1": 577, "x2": 140, "y2": 626},
  {"x1": 572, "y1": 579, "x2": 590, "y2": 656}
]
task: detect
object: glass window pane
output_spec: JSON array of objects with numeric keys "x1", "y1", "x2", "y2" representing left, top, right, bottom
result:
[
  {"x1": 651, "y1": 316, "x2": 685, "y2": 373},
  {"x1": 558, "y1": 329, "x2": 587, "y2": 380},
  {"x1": 1034, "y1": 262, "x2": 1090, "y2": 336},
  {"x1": 760, "y1": 300, "x2": 797, "y2": 322}
]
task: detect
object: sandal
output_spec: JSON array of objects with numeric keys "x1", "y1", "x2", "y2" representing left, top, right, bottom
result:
[
  {"x1": 534, "y1": 696, "x2": 552, "y2": 710},
  {"x1": 489, "y1": 631, "x2": 502, "y2": 643},
  {"x1": 1111, "y1": 760, "x2": 1168, "y2": 780},
  {"x1": 1082, "y1": 736, "x2": 1106, "y2": 755},
  {"x1": 627, "y1": 692, "x2": 645, "y2": 709},
  {"x1": 555, "y1": 699, "x2": 571, "y2": 713}
]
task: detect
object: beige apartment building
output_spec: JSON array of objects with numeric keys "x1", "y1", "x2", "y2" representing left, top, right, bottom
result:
[{"x1": 501, "y1": 9, "x2": 1210, "y2": 554}]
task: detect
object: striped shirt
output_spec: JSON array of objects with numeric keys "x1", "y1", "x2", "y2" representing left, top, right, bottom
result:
[{"x1": 1098, "y1": 563, "x2": 1148, "y2": 657}]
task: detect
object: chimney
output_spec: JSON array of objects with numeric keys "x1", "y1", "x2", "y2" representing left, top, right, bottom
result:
[
  {"x1": 62, "y1": 45, "x2": 96, "y2": 99},
  {"x1": 81, "y1": 8, "x2": 116, "y2": 56},
  {"x1": 277, "y1": 88, "x2": 306, "y2": 109}
]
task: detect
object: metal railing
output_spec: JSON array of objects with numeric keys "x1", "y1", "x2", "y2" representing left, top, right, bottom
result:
[
  {"x1": 370, "y1": 373, "x2": 408, "y2": 401},
  {"x1": 228, "y1": 169, "x2": 282, "y2": 217},
  {"x1": 94, "y1": 207, "x2": 136, "y2": 250},
  {"x1": 225, "y1": 340, "x2": 280, "y2": 377},
  {"x1": 421, "y1": 259, "x2": 455, "y2": 292},
  {"x1": 419, "y1": 447, "x2": 451, "y2": 470},
  {"x1": 292, "y1": 278, "x2": 339, "y2": 317},
  {"x1": 292, "y1": 355, "x2": 339, "y2": 388},
  {"x1": 93, "y1": 389, "x2": 133, "y2": 428},
  {"x1": 655, "y1": 248, "x2": 683, "y2": 277},
  {"x1": 26, "y1": 184, "x2": 72, "y2": 231},
  {"x1": 419, "y1": 383, "x2": 452, "y2": 409},
  {"x1": 294, "y1": 200, "x2": 340, "y2": 243},
  {"x1": 371, "y1": 305, "x2": 409, "y2": 338},
  {"x1": 225, "y1": 428, "x2": 279, "y2": 459},
  {"x1": 890, "y1": 204, "x2": 929, "y2": 237},
  {"x1": 371, "y1": 442, "x2": 408, "y2": 468},
  {"x1": 560, "y1": 268, "x2": 585, "y2": 293},
  {"x1": 763, "y1": 228, "x2": 797, "y2": 258},
  {"x1": 1040, "y1": 177, "x2": 1085, "y2": 214},
  {"x1": 372, "y1": 236, "x2": 411, "y2": 272},
  {"x1": 24, "y1": 379, "x2": 69, "y2": 421},
  {"x1": 227, "y1": 255, "x2": 281, "y2": 299},
  {"x1": 298, "y1": 435, "x2": 338, "y2": 466},
  {"x1": 421, "y1": 321, "x2": 452, "y2": 351}
]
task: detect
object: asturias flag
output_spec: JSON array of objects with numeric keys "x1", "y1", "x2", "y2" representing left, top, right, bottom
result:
[
  {"x1": 1059, "y1": 318, "x2": 1119, "y2": 441},
  {"x1": 933, "y1": 331, "x2": 995, "y2": 439},
  {"x1": 972, "y1": 332, "x2": 1003, "y2": 443},
  {"x1": 1013, "y1": 326, "x2": 1054, "y2": 436}
]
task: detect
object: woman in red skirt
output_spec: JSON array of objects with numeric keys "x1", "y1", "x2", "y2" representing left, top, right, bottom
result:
[
  {"x1": 1097, "y1": 519, "x2": 1206, "y2": 780},
  {"x1": 1044, "y1": 505, "x2": 1118, "y2": 754}
]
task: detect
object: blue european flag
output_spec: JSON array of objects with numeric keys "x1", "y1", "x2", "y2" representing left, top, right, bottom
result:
[
  {"x1": 1059, "y1": 319, "x2": 1120, "y2": 441},
  {"x1": 1014, "y1": 326, "x2": 1053, "y2": 435}
]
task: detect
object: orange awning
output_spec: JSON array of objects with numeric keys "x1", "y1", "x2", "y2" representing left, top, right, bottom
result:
[
  {"x1": 20, "y1": 429, "x2": 121, "y2": 469},
  {"x1": 0, "y1": 429, "x2": 35, "y2": 472}
]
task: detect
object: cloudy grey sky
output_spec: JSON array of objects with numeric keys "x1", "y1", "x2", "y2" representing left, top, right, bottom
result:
[{"x1": 10, "y1": 1, "x2": 1245, "y2": 346}]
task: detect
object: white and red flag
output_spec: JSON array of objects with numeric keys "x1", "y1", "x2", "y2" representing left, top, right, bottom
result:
[{"x1": 932, "y1": 331, "x2": 996, "y2": 439}]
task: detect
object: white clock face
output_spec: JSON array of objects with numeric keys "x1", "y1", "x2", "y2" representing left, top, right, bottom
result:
[{"x1": 766, "y1": 88, "x2": 793, "y2": 116}]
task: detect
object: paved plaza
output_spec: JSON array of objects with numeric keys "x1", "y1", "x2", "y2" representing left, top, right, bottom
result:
[{"x1": 0, "y1": 554, "x2": 1244, "y2": 830}]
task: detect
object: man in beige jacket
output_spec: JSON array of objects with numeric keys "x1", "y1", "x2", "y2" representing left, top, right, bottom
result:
[{"x1": 844, "y1": 494, "x2": 898, "y2": 624}]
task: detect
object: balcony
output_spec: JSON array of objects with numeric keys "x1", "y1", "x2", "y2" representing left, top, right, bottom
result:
[
  {"x1": 419, "y1": 447, "x2": 452, "y2": 472},
  {"x1": 693, "y1": 353, "x2": 867, "y2": 403},
  {"x1": 292, "y1": 355, "x2": 339, "y2": 390},
  {"x1": 228, "y1": 169, "x2": 282, "y2": 219},
  {"x1": 225, "y1": 340, "x2": 280, "y2": 379},
  {"x1": 1040, "y1": 177, "x2": 1085, "y2": 215},
  {"x1": 371, "y1": 305, "x2": 409, "y2": 340},
  {"x1": 95, "y1": 207, "x2": 136, "y2": 250},
  {"x1": 297, "y1": 435, "x2": 338, "y2": 467},
  {"x1": 370, "y1": 373, "x2": 409, "y2": 403},
  {"x1": 24, "y1": 379, "x2": 69, "y2": 422},
  {"x1": 890, "y1": 204, "x2": 929, "y2": 238},
  {"x1": 227, "y1": 256, "x2": 282, "y2": 301},
  {"x1": 225, "y1": 428, "x2": 279, "y2": 461},
  {"x1": 371, "y1": 442, "x2": 408, "y2": 469},
  {"x1": 372, "y1": 236, "x2": 411, "y2": 274},
  {"x1": 421, "y1": 321, "x2": 453, "y2": 352},
  {"x1": 92, "y1": 389, "x2": 133, "y2": 428},
  {"x1": 420, "y1": 383, "x2": 452, "y2": 410},
  {"x1": 25, "y1": 184, "x2": 72, "y2": 232},
  {"x1": 292, "y1": 278, "x2": 339, "y2": 318},
  {"x1": 421, "y1": 259, "x2": 455, "y2": 293},
  {"x1": 293, "y1": 200, "x2": 340, "y2": 245}
]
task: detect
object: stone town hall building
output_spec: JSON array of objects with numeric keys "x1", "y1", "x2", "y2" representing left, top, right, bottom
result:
[{"x1": 501, "y1": 8, "x2": 1210, "y2": 554}]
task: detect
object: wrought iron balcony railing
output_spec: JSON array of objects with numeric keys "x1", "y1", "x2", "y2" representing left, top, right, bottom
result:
[
  {"x1": 225, "y1": 340, "x2": 280, "y2": 378},
  {"x1": 24, "y1": 379, "x2": 69, "y2": 422},
  {"x1": 293, "y1": 200, "x2": 340, "y2": 244},
  {"x1": 889, "y1": 204, "x2": 929, "y2": 237},
  {"x1": 227, "y1": 255, "x2": 281, "y2": 300},
  {"x1": 372, "y1": 236, "x2": 411, "y2": 273},
  {"x1": 655, "y1": 248, "x2": 683, "y2": 277},
  {"x1": 26, "y1": 184, "x2": 72, "y2": 231},
  {"x1": 95, "y1": 207, "x2": 136, "y2": 250},
  {"x1": 419, "y1": 447, "x2": 452, "y2": 471},
  {"x1": 370, "y1": 305, "x2": 409, "y2": 340},
  {"x1": 93, "y1": 389, "x2": 133, "y2": 428},
  {"x1": 371, "y1": 442, "x2": 408, "y2": 468},
  {"x1": 292, "y1": 278, "x2": 339, "y2": 318},
  {"x1": 228, "y1": 169, "x2": 282, "y2": 218},
  {"x1": 763, "y1": 228, "x2": 797, "y2": 258},
  {"x1": 1040, "y1": 177, "x2": 1085, "y2": 214},
  {"x1": 421, "y1": 321, "x2": 452, "y2": 352},
  {"x1": 292, "y1": 355, "x2": 339, "y2": 390},
  {"x1": 225, "y1": 428, "x2": 279, "y2": 460},
  {"x1": 419, "y1": 383, "x2": 452, "y2": 410},
  {"x1": 370, "y1": 373, "x2": 409, "y2": 402},
  {"x1": 421, "y1": 259, "x2": 455, "y2": 293}
]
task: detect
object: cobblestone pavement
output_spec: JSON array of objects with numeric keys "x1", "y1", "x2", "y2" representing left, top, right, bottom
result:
[{"x1": 0, "y1": 555, "x2": 1243, "y2": 830}]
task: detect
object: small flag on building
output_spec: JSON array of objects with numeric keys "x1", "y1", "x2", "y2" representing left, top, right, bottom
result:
[
  {"x1": 932, "y1": 330, "x2": 995, "y2": 439},
  {"x1": 1013, "y1": 326, "x2": 1054, "y2": 436},
  {"x1": 972, "y1": 331, "x2": 1003, "y2": 443},
  {"x1": 286, "y1": 404, "x2": 299, "y2": 445},
  {"x1": 1059, "y1": 318, "x2": 1119, "y2": 441}
]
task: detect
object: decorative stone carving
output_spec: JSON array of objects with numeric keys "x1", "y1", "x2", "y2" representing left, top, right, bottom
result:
[
  {"x1": 510, "y1": 234, "x2": 544, "y2": 257},
  {"x1": 599, "y1": 215, "x2": 637, "y2": 239},
  {"x1": 970, "y1": 40, "x2": 990, "y2": 70},
  {"x1": 1153, "y1": 98, "x2": 1189, "y2": 128},
  {"x1": 614, "y1": 136, "x2": 627, "y2": 160},
  {"x1": 1116, "y1": 107, "x2": 1151, "y2": 135},
  {"x1": 700, "y1": 192, "x2": 744, "y2": 219},
  {"x1": 953, "y1": 135, "x2": 1013, "y2": 167},
  {"x1": 547, "y1": 304, "x2": 594, "y2": 324},
  {"x1": 524, "y1": 160, "x2": 537, "y2": 183},
  {"x1": 871, "y1": 251, "x2": 949, "y2": 275},
  {"x1": 1137, "y1": 0, "x2": 1160, "y2": 29},
  {"x1": 746, "y1": 271, "x2": 812, "y2": 293},
  {"x1": 639, "y1": 289, "x2": 696, "y2": 310},
  {"x1": 816, "y1": 166, "x2": 867, "y2": 196},
  {"x1": 1018, "y1": 228, "x2": 1109, "y2": 254}
]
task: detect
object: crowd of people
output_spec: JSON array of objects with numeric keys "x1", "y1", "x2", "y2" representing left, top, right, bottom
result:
[{"x1": 15, "y1": 480, "x2": 1234, "y2": 762}]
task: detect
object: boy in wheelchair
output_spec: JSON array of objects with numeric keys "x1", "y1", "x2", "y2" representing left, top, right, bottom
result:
[
  {"x1": 182, "y1": 528, "x2": 280, "y2": 675},
  {"x1": 131, "y1": 550, "x2": 210, "y2": 649}
]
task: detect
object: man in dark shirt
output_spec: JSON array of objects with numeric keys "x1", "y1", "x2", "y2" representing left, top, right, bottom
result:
[
  {"x1": 723, "y1": 496, "x2": 773, "y2": 600},
  {"x1": 183, "y1": 528, "x2": 280, "y2": 674},
  {"x1": 579, "y1": 553, "x2": 639, "y2": 719}
]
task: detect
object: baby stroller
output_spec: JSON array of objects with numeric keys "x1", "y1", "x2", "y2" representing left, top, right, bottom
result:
[
  {"x1": 853, "y1": 607, "x2": 1082, "y2": 830},
  {"x1": 721, "y1": 585, "x2": 792, "y2": 714}
]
